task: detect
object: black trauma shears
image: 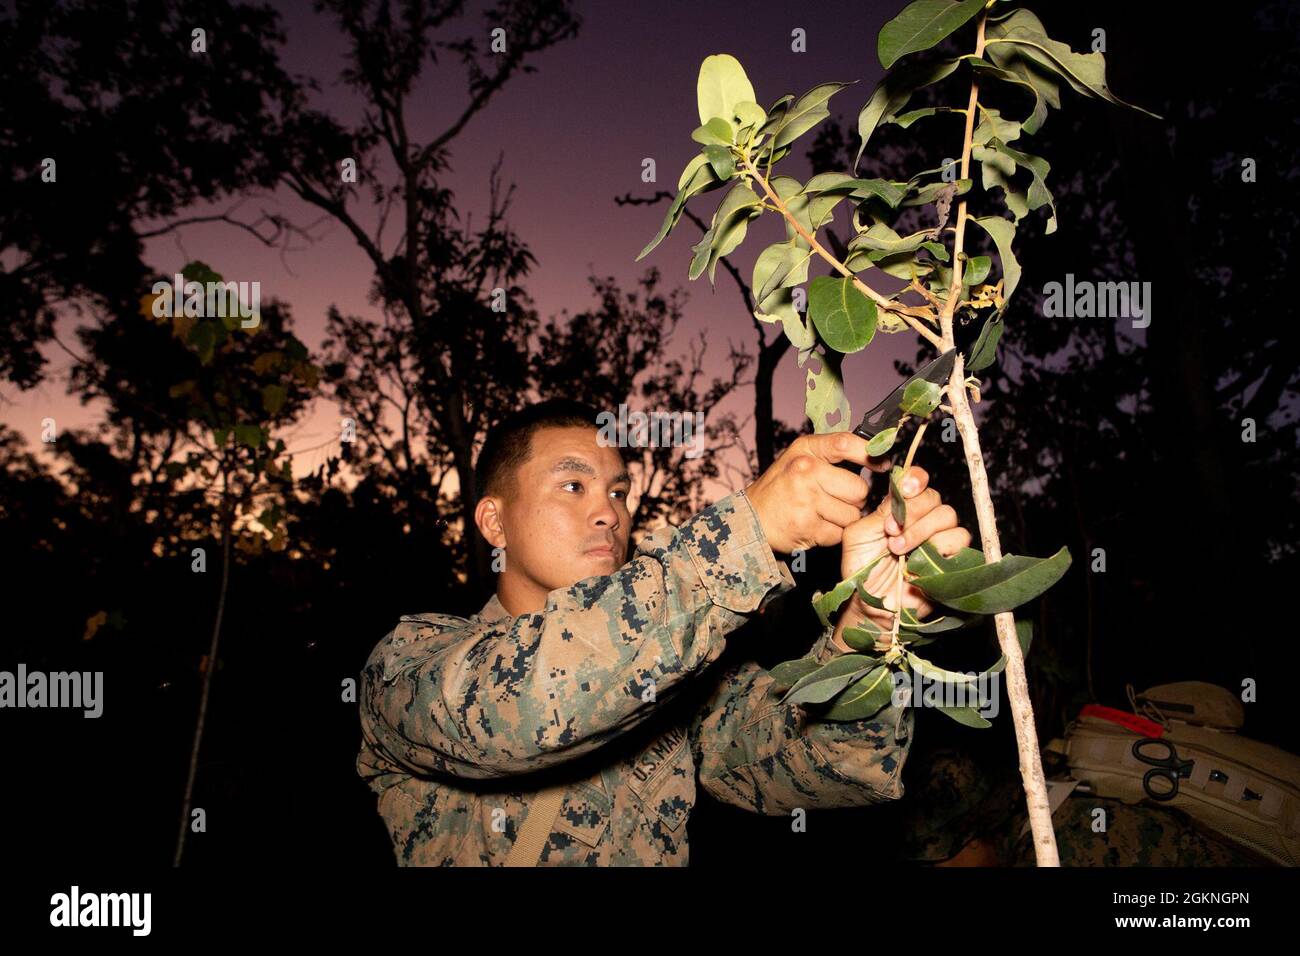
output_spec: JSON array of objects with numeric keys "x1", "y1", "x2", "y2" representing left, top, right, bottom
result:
[
  {"x1": 835, "y1": 348, "x2": 957, "y2": 472},
  {"x1": 1132, "y1": 737, "x2": 1195, "y2": 801}
]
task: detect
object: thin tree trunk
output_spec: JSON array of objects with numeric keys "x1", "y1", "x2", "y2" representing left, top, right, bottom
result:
[
  {"x1": 946, "y1": 364, "x2": 1059, "y2": 865},
  {"x1": 173, "y1": 464, "x2": 233, "y2": 866},
  {"x1": 939, "y1": 11, "x2": 1059, "y2": 866}
]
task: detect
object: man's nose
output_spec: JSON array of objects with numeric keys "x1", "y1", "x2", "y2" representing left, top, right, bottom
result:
[{"x1": 591, "y1": 498, "x2": 620, "y2": 529}]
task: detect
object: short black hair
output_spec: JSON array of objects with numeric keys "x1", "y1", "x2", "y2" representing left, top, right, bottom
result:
[{"x1": 474, "y1": 398, "x2": 617, "y2": 502}]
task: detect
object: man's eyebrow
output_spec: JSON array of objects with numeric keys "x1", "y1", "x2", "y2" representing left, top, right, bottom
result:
[
  {"x1": 550, "y1": 457, "x2": 596, "y2": 476},
  {"x1": 549, "y1": 458, "x2": 632, "y2": 485}
]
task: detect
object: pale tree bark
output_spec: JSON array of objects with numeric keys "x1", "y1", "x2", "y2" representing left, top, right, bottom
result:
[{"x1": 938, "y1": 12, "x2": 1058, "y2": 867}]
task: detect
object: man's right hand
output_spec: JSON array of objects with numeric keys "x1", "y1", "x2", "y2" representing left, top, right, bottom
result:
[{"x1": 745, "y1": 432, "x2": 888, "y2": 555}]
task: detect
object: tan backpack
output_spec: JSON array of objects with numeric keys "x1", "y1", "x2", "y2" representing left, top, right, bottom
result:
[{"x1": 1049, "y1": 682, "x2": 1300, "y2": 866}]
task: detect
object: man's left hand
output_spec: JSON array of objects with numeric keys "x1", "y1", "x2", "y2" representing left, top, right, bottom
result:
[{"x1": 835, "y1": 465, "x2": 971, "y2": 641}]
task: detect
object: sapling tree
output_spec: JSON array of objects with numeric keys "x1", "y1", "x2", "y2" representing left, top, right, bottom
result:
[
  {"x1": 638, "y1": 1, "x2": 1159, "y2": 865},
  {"x1": 140, "y1": 260, "x2": 320, "y2": 864}
]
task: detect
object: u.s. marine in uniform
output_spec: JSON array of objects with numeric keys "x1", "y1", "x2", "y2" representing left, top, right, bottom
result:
[{"x1": 357, "y1": 399, "x2": 971, "y2": 865}]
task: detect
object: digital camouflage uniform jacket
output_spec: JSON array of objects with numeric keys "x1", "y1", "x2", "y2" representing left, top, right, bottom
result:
[{"x1": 357, "y1": 489, "x2": 915, "y2": 865}]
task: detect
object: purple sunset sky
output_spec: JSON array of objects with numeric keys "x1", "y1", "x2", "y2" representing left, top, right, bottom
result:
[{"x1": 6, "y1": 0, "x2": 937, "y2": 496}]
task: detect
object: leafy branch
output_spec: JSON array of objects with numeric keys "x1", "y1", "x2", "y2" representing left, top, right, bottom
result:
[{"x1": 639, "y1": 0, "x2": 1160, "y2": 866}]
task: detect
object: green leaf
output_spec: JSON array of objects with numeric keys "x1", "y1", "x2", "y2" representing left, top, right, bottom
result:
[
  {"x1": 636, "y1": 154, "x2": 724, "y2": 261},
  {"x1": 889, "y1": 106, "x2": 941, "y2": 128},
  {"x1": 967, "y1": 58, "x2": 1053, "y2": 136},
  {"x1": 772, "y1": 175, "x2": 850, "y2": 247},
  {"x1": 805, "y1": 173, "x2": 908, "y2": 209},
  {"x1": 812, "y1": 554, "x2": 887, "y2": 626},
  {"x1": 929, "y1": 261, "x2": 954, "y2": 298},
  {"x1": 802, "y1": 347, "x2": 852, "y2": 434},
  {"x1": 900, "y1": 378, "x2": 942, "y2": 418},
  {"x1": 841, "y1": 619, "x2": 882, "y2": 651},
  {"x1": 855, "y1": 58, "x2": 961, "y2": 171},
  {"x1": 801, "y1": 171, "x2": 857, "y2": 194},
  {"x1": 783, "y1": 654, "x2": 879, "y2": 706},
  {"x1": 709, "y1": 179, "x2": 762, "y2": 229},
  {"x1": 889, "y1": 465, "x2": 907, "y2": 528},
  {"x1": 873, "y1": 253, "x2": 934, "y2": 281},
  {"x1": 974, "y1": 143, "x2": 1029, "y2": 222},
  {"x1": 754, "y1": 281, "x2": 816, "y2": 352},
  {"x1": 731, "y1": 100, "x2": 767, "y2": 138},
  {"x1": 707, "y1": 214, "x2": 759, "y2": 281},
  {"x1": 753, "y1": 239, "x2": 811, "y2": 310},
  {"x1": 677, "y1": 153, "x2": 710, "y2": 192},
  {"x1": 906, "y1": 540, "x2": 986, "y2": 576},
  {"x1": 985, "y1": 138, "x2": 1057, "y2": 234},
  {"x1": 866, "y1": 426, "x2": 897, "y2": 457},
  {"x1": 807, "y1": 276, "x2": 877, "y2": 354},
  {"x1": 188, "y1": 321, "x2": 216, "y2": 365},
  {"x1": 969, "y1": 215, "x2": 1020, "y2": 309},
  {"x1": 703, "y1": 145, "x2": 735, "y2": 181},
  {"x1": 921, "y1": 241, "x2": 950, "y2": 262},
  {"x1": 690, "y1": 117, "x2": 736, "y2": 146},
  {"x1": 984, "y1": 9, "x2": 1161, "y2": 119},
  {"x1": 261, "y1": 383, "x2": 287, "y2": 415},
  {"x1": 856, "y1": 576, "x2": 888, "y2": 611},
  {"x1": 878, "y1": 0, "x2": 987, "y2": 70},
  {"x1": 689, "y1": 181, "x2": 762, "y2": 282},
  {"x1": 821, "y1": 665, "x2": 895, "y2": 720},
  {"x1": 233, "y1": 424, "x2": 264, "y2": 449},
  {"x1": 907, "y1": 650, "x2": 980, "y2": 684},
  {"x1": 935, "y1": 705, "x2": 992, "y2": 728},
  {"x1": 697, "y1": 53, "x2": 757, "y2": 126},
  {"x1": 770, "y1": 655, "x2": 824, "y2": 692},
  {"x1": 898, "y1": 607, "x2": 971, "y2": 634},
  {"x1": 757, "y1": 94, "x2": 794, "y2": 136},
  {"x1": 182, "y1": 260, "x2": 222, "y2": 285},
  {"x1": 965, "y1": 315, "x2": 1003, "y2": 370},
  {"x1": 972, "y1": 106, "x2": 1022, "y2": 146},
  {"x1": 963, "y1": 255, "x2": 991, "y2": 287},
  {"x1": 771, "y1": 81, "x2": 853, "y2": 150},
  {"x1": 849, "y1": 223, "x2": 943, "y2": 260},
  {"x1": 768, "y1": 177, "x2": 808, "y2": 252},
  {"x1": 912, "y1": 547, "x2": 1073, "y2": 614},
  {"x1": 779, "y1": 308, "x2": 817, "y2": 351}
]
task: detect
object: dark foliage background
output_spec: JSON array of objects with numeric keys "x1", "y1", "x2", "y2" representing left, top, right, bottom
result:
[{"x1": 0, "y1": 0, "x2": 1295, "y2": 867}]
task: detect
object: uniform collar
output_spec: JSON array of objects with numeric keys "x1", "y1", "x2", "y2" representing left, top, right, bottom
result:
[{"x1": 475, "y1": 592, "x2": 512, "y2": 624}]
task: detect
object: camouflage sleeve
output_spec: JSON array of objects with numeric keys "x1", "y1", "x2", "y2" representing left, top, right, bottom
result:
[
  {"x1": 359, "y1": 489, "x2": 793, "y2": 780},
  {"x1": 687, "y1": 624, "x2": 914, "y2": 814}
]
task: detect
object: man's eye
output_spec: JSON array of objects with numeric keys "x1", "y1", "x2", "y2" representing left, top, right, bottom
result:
[
  {"x1": 562, "y1": 481, "x2": 582, "y2": 492},
  {"x1": 611, "y1": 489, "x2": 628, "y2": 500}
]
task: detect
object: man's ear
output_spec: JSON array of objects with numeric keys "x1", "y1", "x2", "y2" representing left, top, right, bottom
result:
[{"x1": 474, "y1": 496, "x2": 507, "y2": 549}]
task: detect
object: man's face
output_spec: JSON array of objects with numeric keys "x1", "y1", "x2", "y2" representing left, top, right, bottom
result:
[{"x1": 481, "y1": 425, "x2": 632, "y2": 607}]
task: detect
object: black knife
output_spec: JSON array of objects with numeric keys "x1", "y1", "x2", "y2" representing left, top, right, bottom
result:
[{"x1": 836, "y1": 348, "x2": 957, "y2": 472}]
